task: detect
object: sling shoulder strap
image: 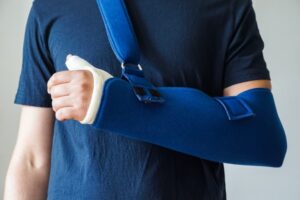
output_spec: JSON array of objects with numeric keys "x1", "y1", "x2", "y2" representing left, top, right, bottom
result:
[
  {"x1": 96, "y1": 0, "x2": 140, "y2": 65},
  {"x1": 96, "y1": 0, "x2": 164, "y2": 103}
]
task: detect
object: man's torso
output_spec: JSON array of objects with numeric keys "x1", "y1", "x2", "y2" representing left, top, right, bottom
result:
[{"x1": 34, "y1": 0, "x2": 234, "y2": 199}]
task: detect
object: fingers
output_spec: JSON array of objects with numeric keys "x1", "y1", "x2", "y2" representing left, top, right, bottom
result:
[
  {"x1": 47, "y1": 71, "x2": 72, "y2": 93},
  {"x1": 56, "y1": 107, "x2": 79, "y2": 121},
  {"x1": 52, "y1": 96, "x2": 74, "y2": 112},
  {"x1": 50, "y1": 54, "x2": 103, "y2": 123},
  {"x1": 49, "y1": 83, "x2": 72, "y2": 99},
  {"x1": 49, "y1": 83, "x2": 71, "y2": 98}
]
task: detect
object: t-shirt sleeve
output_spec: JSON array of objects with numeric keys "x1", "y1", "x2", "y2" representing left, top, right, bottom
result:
[
  {"x1": 223, "y1": 0, "x2": 270, "y2": 88},
  {"x1": 14, "y1": 4, "x2": 55, "y2": 107}
]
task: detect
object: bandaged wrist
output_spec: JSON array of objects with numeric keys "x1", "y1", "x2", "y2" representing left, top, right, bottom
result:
[{"x1": 65, "y1": 55, "x2": 113, "y2": 124}]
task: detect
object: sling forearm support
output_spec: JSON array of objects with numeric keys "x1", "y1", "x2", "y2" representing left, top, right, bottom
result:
[{"x1": 92, "y1": 78, "x2": 287, "y2": 167}]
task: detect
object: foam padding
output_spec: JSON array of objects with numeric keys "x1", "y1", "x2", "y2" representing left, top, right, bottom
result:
[{"x1": 92, "y1": 78, "x2": 287, "y2": 167}]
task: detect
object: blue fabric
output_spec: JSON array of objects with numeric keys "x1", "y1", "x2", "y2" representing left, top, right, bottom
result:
[
  {"x1": 215, "y1": 96, "x2": 255, "y2": 120},
  {"x1": 96, "y1": 0, "x2": 140, "y2": 64},
  {"x1": 93, "y1": 78, "x2": 287, "y2": 167},
  {"x1": 94, "y1": 0, "x2": 286, "y2": 166},
  {"x1": 14, "y1": 0, "x2": 272, "y2": 199},
  {"x1": 121, "y1": 65, "x2": 165, "y2": 103}
]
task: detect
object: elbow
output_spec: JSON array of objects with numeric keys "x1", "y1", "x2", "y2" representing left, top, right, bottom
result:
[
  {"x1": 24, "y1": 151, "x2": 51, "y2": 171},
  {"x1": 9, "y1": 151, "x2": 51, "y2": 173},
  {"x1": 251, "y1": 123, "x2": 287, "y2": 168},
  {"x1": 266, "y1": 129, "x2": 288, "y2": 168},
  {"x1": 269, "y1": 150, "x2": 287, "y2": 168},
  {"x1": 271, "y1": 136, "x2": 287, "y2": 168}
]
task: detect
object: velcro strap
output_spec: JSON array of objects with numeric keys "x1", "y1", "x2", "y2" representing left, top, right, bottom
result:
[{"x1": 215, "y1": 96, "x2": 255, "y2": 120}]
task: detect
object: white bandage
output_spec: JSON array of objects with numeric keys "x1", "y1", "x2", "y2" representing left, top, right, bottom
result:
[{"x1": 65, "y1": 54, "x2": 113, "y2": 124}]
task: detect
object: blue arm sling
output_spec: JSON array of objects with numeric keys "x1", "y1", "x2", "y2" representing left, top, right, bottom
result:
[{"x1": 93, "y1": 0, "x2": 287, "y2": 167}]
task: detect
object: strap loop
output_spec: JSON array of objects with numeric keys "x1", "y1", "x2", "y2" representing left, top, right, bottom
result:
[
  {"x1": 121, "y1": 62, "x2": 143, "y2": 71},
  {"x1": 121, "y1": 64, "x2": 165, "y2": 103}
]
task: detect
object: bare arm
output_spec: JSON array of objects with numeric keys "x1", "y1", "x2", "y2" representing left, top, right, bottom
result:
[
  {"x1": 4, "y1": 106, "x2": 54, "y2": 200},
  {"x1": 223, "y1": 79, "x2": 272, "y2": 96}
]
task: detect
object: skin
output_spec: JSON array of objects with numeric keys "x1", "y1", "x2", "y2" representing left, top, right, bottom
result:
[
  {"x1": 4, "y1": 106, "x2": 54, "y2": 200},
  {"x1": 47, "y1": 70, "x2": 94, "y2": 121},
  {"x1": 4, "y1": 70, "x2": 271, "y2": 199}
]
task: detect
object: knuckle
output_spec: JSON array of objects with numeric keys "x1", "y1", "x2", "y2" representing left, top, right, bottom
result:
[
  {"x1": 76, "y1": 71, "x2": 87, "y2": 79},
  {"x1": 50, "y1": 86, "x2": 57, "y2": 95},
  {"x1": 82, "y1": 70, "x2": 91, "y2": 78},
  {"x1": 78, "y1": 82, "x2": 88, "y2": 92},
  {"x1": 51, "y1": 73, "x2": 59, "y2": 82},
  {"x1": 56, "y1": 110, "x2": 63, "y2": 121},
  {"x1": 76, "y1": 70, "x2": 92, "y2": 82}
]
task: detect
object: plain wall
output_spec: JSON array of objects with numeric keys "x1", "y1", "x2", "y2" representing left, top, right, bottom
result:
[{"x1": 0, "y1": 0, "x2": 299, "y2": 199}]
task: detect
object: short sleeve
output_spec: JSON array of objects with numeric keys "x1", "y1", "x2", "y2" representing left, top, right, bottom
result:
[
  {"x1": 224, "y1": 0, "x2": 270, "y2": 88},
  {"x1": 14, "y1": 4, "x2": 55, "y2": 107}
]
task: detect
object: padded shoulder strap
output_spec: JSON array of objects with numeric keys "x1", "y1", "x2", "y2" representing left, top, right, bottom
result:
[
  {"x1": 96, "y1": 0, "x2": 165, "y2": 103},
  {"x1": 96, "y1": 0, "x2": 141, "y2": 65}
]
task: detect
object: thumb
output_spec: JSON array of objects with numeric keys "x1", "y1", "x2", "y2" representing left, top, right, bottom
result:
[{"x1": 65, "y1": 54, "x2": 94, "y2": 71}]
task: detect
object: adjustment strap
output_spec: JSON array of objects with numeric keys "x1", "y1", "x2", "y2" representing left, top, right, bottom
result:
[
  {"x1": 96, "y1": 0, "x2": 140, "y2": 65},
  {"x1": 215, "y1": 96, "x2": 255, "y2": 120},
  {"x1": 121, "y1": 64, "x2": 165, "y2": 103}
]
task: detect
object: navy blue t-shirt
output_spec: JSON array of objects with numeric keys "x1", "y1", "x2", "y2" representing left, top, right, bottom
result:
[{"x1": 15, "y1": 0, "x2": 270, "y2": 199}]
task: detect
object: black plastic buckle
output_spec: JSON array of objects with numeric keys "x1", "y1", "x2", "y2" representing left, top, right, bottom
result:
[{"x1": 121, "y1": 63, "x2": 165, "y2": 103}]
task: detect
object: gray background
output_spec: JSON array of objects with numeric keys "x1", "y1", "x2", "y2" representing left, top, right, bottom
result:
[{"x1": 0, "y1": 0, "x2": 299, "y2": 199}]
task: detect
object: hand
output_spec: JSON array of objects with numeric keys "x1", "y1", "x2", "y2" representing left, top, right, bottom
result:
[
  {"x1": 47, "y1": 55, "x2": 113, "y2": 123},
  {"x1": 47, "y1": 66, "x2": 94, "y2": 122}
]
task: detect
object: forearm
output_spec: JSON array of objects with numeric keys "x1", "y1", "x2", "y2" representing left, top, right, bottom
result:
[
  {"x1": 54, "y1": 56, "x2": 287, "y2": 167},
  {"x1": 4, "y1": 107, "x2": 54, "y2": 200},
  {"x1": 4, "y1": 156, "x2": 50, "y2": 200},
  {"x1": 91, "y1": 78, "x2": 287, "y2": 167}
]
